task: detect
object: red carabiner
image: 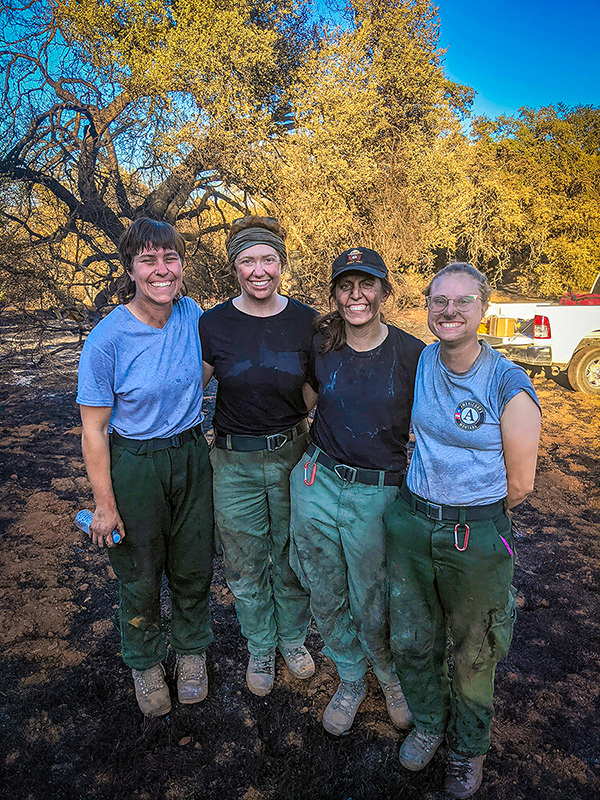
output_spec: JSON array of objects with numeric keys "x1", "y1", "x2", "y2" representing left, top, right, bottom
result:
[
  {"x1": 454, "y1": 523, "x2": 470, "y2": 552},
  {"x1": 304, "y1": 460, "x2": 317, "y2": 486}
]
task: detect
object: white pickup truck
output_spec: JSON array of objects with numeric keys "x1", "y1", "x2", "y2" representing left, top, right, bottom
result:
[{"x1": 479, "y1": 273, "x2": 600, "y2": 394}]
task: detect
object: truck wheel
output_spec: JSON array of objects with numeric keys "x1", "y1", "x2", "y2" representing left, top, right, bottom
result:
[{"x1": 567, "y1": 345, "x2": 600, "y2": 394}]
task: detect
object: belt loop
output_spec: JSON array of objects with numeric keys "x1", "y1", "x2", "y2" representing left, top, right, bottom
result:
[
  {"x1": 406, "y1": 485, "x2": 417, "y2": 514},
  {"x1": 310, "y1": 445, "x2": 321, "y2": 467},
  {"x1": 145, "y1": 438, "x2": 154, "y2": 458},
  {"x1": 292, "y1": 424, "x2": 298, "y2": 442},
  {"x1": 459, "y1": 507, "x2": 467, "y2": 525},
  {"x1": 226, "y1": 434, "x2": 232, "y2": 451},
  {"x1": 377, "y1": 470, "x2": 385, "y2": 490}
]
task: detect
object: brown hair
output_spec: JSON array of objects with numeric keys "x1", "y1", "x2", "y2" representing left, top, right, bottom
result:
[
  {"x1": 425, "y1": 262, "x2": 491, "y2": 306},
  {"x1": 116, "y1": 217, "x2": 187, "y2": 304},
  {"x1": 315, "y1": 273, "x2": 394, "y2": 353}
]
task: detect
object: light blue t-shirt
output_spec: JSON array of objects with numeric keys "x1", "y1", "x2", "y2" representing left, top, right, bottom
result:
[
  {"x1": 77, "y1": 297, "x2": 204, "y2": 439},
  {"x1": 407, "y1": 341, "x2": 541, "y2": 506}
]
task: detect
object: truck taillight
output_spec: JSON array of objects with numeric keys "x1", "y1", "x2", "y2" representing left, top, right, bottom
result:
[{"x1": 533, "y1": 315, "x2": 551, "y2": 339}]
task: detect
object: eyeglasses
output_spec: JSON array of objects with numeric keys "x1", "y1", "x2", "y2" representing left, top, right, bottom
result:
[{"x1": 426, "y1": 294, "x2": 480, "y2": 312}]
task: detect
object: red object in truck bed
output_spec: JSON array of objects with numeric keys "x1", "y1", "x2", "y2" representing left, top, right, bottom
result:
[{"x1": 558, "y1": 292, "x2": 600, "y2": 306}]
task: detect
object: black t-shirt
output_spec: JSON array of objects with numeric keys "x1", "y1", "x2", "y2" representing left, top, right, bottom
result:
[
  {"x1": 308, "y1": 325, "x2": 425, "y2": 473},
  {"x1": 199, "y1": 297, "x2": 317, "y2": 436}
]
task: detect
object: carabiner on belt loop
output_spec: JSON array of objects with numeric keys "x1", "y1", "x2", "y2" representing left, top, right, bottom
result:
[
  {"x1": 454, "y1": 522, "x2": 470, "y2": 552},
  {"x1": 304, "y1": 461, "x2": 317, "y2": 486}
]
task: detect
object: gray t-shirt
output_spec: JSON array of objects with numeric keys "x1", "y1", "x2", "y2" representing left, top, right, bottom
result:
[
  {"x1": 406, "y1": 341, "x2": 541, "y2": 506},
  {"x1": 77, "y1": 297, "x2": 204, "y2": 439}
]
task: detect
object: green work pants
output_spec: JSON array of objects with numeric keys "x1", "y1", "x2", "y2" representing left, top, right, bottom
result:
[
  {"x1": 289, "y1": 451, "x2": 398, "y2": 682},
  {"x1": 108, "y1": 434, "x2": 214, "y2": 671},
  {"x1": 384, "y1": 493, "x2": 516, "y2": 756},
  {"x1": 210, "y1": 432, "x2": 311, "y2": 656}
]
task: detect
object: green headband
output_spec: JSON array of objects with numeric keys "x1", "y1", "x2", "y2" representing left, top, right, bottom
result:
[{"x1": 226, "y1": 228, "x2": 287, "y2": 264}]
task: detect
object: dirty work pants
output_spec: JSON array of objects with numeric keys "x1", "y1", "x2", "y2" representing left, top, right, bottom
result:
[
  {"x1": 210, "y1": 433, "x2": 311, "y2": 657},
  {"x1": 108, "y1": 435, "x2": 213, "y2": 671},
  {"x1": 289, "y1": 452, "x2": 398, "y2": 682},
  {"x1": 384, "y1": 492, "x2": 516, "y2": 756}
]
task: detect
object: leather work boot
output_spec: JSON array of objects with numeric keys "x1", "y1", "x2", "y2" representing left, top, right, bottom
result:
[
  {"x1": 132, "y1": 664, "x2": 171, "y2": 717},
  {"x1": 279, "y1": 645, "x2": 315, "y2": 679},
  {"x1": 246, "y1": 652, "x2": 275, "y2": 696},
  {"x1": 377, "y1": 675, "x2": 412, "y2": 729},
  {"x1": 444, "y1": 752, "x2": 486, "y2": 798},
  {"x1": 322, "y1": 676, "x2": 367, "y2": 736},
  {"x1": 399, "y1": 727, "x2": 445, "y2": 771},
  {"x1": 176, "y1": 653, "x2": 208, "y2": 704}
]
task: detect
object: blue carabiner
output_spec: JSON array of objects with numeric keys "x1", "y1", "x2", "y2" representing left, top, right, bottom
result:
[{"x1": 304, "y1": 460, "x2": 317, "y2": 486}]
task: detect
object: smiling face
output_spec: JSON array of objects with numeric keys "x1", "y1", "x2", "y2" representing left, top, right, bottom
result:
[
  {"x1": 334, "y1": 272, "x2": 388, "y2": 328},
  {"x1": 234, "y1": 244, "x2": 282, "y2": 302},
  {"x1": 128, "y1": 246, "x2": 183, "y2": 309},
  {"x1": 427, "y1": 272, "x2": 487, "y2": 346}
]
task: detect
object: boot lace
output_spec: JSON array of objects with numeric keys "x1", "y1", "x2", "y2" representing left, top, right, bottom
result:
[
  {"x1": 250, "y1": 654, "x2": 274, "y2": 675},
  {"x1": 411, "y1": 728, "x2": 444, "y2": 754},
  {"x1": 331, "y1": 679, "x2": 366, "y2": 713},
  {"x1": 177, "y1": 654, "x2": 206, "y2": 682},
  {"x1": 380, "y1": 679, "x2": 407, "y2": 708},
  {"x1": 447, "y1": 752, "x2": 473, "y2": 781},
  {"x1": 134, "y1": 665, "x2": 165, "y2": 695}
]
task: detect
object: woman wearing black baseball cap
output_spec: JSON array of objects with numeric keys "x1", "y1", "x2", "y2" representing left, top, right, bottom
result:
[{"x1": 289, "y1": 246, "x2": 425, "y2": 735}]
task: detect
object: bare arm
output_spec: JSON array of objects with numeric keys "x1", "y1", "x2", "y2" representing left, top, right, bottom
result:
[
  {"x1": 500, "y1": 391, "x2": 541, "y2": 509},
  {"x1": 80, "y1": 405, "x2": 125, "y2": 548},
  {"x1": 202, "y1": 360, "x2": 215, "y2": 389},
  {"x1": 302, "y1": 381, "x2": 318, "y2": 412}
]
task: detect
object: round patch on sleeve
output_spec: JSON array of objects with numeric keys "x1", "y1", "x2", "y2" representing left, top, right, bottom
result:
[{"x1": 454, "y1": 400, "x2": 486, "y2": 430}]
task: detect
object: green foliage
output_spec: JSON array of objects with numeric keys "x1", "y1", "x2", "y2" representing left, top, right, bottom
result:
[
  {"x1": 0, "y1": 0, "x2": 598, "y2": 311},
  {"x1": 465, "y1": 105, "x2": 600, "y2": 296}
]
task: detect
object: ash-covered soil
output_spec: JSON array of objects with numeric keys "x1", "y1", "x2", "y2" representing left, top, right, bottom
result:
[{"x1": 0, "y1": 307, "x2": 598, "y2": 800}]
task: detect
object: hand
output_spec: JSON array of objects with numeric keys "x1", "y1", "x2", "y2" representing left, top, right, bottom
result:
[{"x1": 89, "y1": 506, "x2": 125, "y2": 548}]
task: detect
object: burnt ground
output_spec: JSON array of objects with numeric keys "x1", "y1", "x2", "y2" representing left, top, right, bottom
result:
[{"x1": 0, "y1": 308, "x2": 599, "y2": 800}]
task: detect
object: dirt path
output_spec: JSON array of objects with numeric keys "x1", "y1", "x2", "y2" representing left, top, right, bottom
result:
[{"x1": 0, "y1": 310, "x2": 598, "y2": 800}]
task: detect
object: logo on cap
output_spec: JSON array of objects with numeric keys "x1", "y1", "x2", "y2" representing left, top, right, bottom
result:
[{"x1": 347, "y1": 249, "x2": 363, "y2": 264}]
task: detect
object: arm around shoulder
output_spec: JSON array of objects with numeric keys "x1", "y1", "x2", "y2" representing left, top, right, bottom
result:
[
  {"x1": 500, "y1": 390, "x2": 541, "y2": 508},
  {"x1": 302, "y1": 381, "x2": 318, "y2": 412}
]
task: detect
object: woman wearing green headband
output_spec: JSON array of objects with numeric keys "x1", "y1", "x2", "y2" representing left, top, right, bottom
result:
[{"x1": 199, "y1": 216, "x2": 316, "y2": 696}]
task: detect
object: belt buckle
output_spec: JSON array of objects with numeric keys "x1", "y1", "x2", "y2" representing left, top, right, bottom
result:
[
  {"x1": 426, "y1": 502, "x2": 443, "y2": 521},
  {"x1": 266, "y1": 433, "x2": 288, "y2": 452},
  {"x1": 334, "y1": 464, "x2": 357, "y2": 484}
]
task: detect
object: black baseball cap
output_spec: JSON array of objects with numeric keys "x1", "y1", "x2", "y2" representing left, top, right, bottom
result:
[{"x1": 331, "y1": 247, "x2": 388, "y2": 281}]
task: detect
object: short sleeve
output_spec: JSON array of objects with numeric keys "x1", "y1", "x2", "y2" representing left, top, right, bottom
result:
[
  {"x1": 76, "y1": 339, "x2": 116, "y2": 407},
  {"x1": 498, "y1": 363, "x2": 542, "y2": 416}
]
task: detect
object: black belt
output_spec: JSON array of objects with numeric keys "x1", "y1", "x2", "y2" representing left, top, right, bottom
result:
[
  {"x1": 307, "y1": 443, "x2": 403, "y2": 487},
  {"x1": 214, "y1": 419, "x2": 308, "y2": 452},
  {"x1": 400, "y1": 483, "x2": 506, "y2": 521},
  {"x1": 110, "y1": 423, "x2": 203, "y2": 455}
]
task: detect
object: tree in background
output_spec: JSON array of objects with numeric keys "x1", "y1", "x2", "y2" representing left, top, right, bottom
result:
[
  {"x1": 1, "y1": 0, "x2": 598, "y2": 313},
  {"x1": 0, "y1": 0, "x2": 312, "y2": 308},
  {"x1": 463, "y1": 105, "x2": 600, "y2": 296},
  {"x1": 270, "y1": 0, "x2": 473, "y2": 304}
]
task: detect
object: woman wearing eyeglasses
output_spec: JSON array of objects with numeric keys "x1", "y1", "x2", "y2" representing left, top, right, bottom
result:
[
  {"x1": 199, "y1": 216, "x2": 316, "y2": 696},
  {"x1": 383, "y1": 263, "x2": 541, "y2": 798}
]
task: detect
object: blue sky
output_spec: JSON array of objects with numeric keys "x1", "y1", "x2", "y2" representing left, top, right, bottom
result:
[{"x1": 437, "y1": 0, "x2": 600, "y2": 118}]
